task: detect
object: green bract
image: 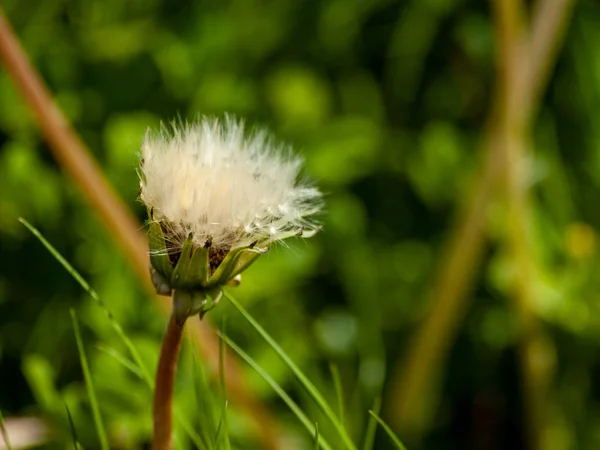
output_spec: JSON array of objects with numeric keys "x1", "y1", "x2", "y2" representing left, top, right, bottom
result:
[{"x1": 148, "y1": 221, "x2": 267, "y2": 324}]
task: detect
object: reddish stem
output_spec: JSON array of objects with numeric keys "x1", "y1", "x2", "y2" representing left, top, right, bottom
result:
[{"x1": 152, "y1": 315, "x2": 185, "y2": 450}]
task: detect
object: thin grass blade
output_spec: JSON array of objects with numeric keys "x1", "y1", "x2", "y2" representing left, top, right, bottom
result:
[
  {"x1": 65, "y1": 403, "x2": 81, "y2": 450},
  {"x1": 96, "y1": 345, "x2": 144, "y2": 379},
  {"x1": 21, "y1": 218, "x2": 204, "y2": 448},
  {"x1": 0, "y1": 409, "x2": 12, "y2": 450},
  {"x1": 219, "y1": 318, "x2": 227, "y2": 399},
  {"x1": 221, "y1": 334, "x2": 334, "y2": 450},
  {"x1": 362, "y1": 398, "x2": 381, "y2": 450},
  {"x1": 314, "y1": 422, "x2": 320, "y2": 450},
  {"x1": 20, "y1": 219, "x2": 153, "y2": 385},
  {"x1": 217, "y1": 318, "x2": 231, "y2": 450},
  {"x1": 70, "y1": 309, "x2": 109, "y2": 450},
  {"x1": 189, "y1": 340, "x2": 216, "y2": 450},
  {"x1": 367, "y1": 411, "x2": 407, "y2": 450},
  {"x1": 224, "y1": 291, "x2": 356, "y2": 450},
  {"x1": 213, "y1": 401, "x2": 228, "y2": 449},
  {"x1": 329, "y1": 363, "x2": 344, "y2": 425}
]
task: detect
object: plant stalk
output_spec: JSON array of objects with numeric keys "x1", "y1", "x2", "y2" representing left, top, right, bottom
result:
[
  {"x1": 388, "y1": 0, "x2": 575, "y2": 438},
  {"x1": 153, "y1": 314, "x2": 186, "y2": 450}
]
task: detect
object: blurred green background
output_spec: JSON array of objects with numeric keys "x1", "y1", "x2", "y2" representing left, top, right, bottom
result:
[{"x1": 1, "y1": 0, "x2": 600, "y2": 449}]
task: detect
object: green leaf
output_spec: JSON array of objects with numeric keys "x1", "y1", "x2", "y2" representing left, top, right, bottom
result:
[
  {"x1": 362, "y1": 398, "x2": 381, "y2": 450},
  {"x1": 208, "y1": 246, "x2": 248, "y2": 287},
  {"x1": 228, "y1": 247, "x2": 267, "y2": 279},
  {"x1": 148, "y1": 221, "x2": 173, "y2": 279},
  {"x1": 367, "y1": 411, "x2": 407, "y2": 450},
  {"x1": 189, "y1": 246, "x2": 210, "y2": 287},
  {"x1": 221, "y1": 334, "x2": 334, "y2": 450},
  {"x1": 0, "y1": 409, "x2": 12, "y2": 450},
  {"x1": 198, "y1": 288, "x2": 224, "y2": 319},
  {"x1": 70, "y1": 309, "x2": 109, "y2": 450},
  {"x1": 171, "y1": 234, "x2": 196, "y2": 288},
  {"x1": 224, "y1": 292, "x2": 357, "y2": 450},
  {"x1": 170, "y1": 235, "x2": 211, "y2": 289}
]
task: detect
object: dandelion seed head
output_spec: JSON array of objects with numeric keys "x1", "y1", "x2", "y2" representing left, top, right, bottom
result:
[{"x1": 139, "y1": 116, "x2": 322, "y2": 251}]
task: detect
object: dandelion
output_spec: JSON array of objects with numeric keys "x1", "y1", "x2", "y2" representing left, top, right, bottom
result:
[
  {"x1": 140, "y1": 116, "x2": 322, "y2": 321},
  {"x1": 140, "y1": 116, "x2": 322, "y2": 450}
]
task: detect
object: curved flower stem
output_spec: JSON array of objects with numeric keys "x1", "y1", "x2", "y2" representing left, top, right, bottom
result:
[{"x1": 153, "y1": 314, "x2": 186, "y2": 450}]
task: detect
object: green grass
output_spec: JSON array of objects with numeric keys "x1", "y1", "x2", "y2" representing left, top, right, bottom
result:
[
  {"x1": 21, "y1": 218, "x2": 205, "y2": 448},
  {"x1": 213, "y1": 401, "x2": 229, "y2": 450},
  {"x1": 70, "y1": 309, "x2": 110, "y2": 450},
  {"x1": 188, "y1": 339, "x2": 219, "y2": 450},
  {"x1": 314, "y1": 422, "x2": 320, "y2": 450},
  {"x1": 20, "y1": 218, "x2": 153, "y2": 385},
  {"x1": 20, "y1": 217, "x2": 405, "y2": 450},
  {"x1": 221, "y1": 333, "x2": 334, "y2": 450},
  {"x1": 330, "y1": 363, "x2": 345, "y2": 426},
  {"x1": 367, "y1": 410, "x2": 407, "y2": 450},
  {"x1": 362, "y1": 398, "x2": 381, "y2": 450},
  {"x1": 96, "y1": 344, "x2": 144, "y2": 379},
  {"x1": 64, "y1": 403, "x2": 82, "y2": 450},
  {"x1": 216, "y1": 318, "x2": 231, "y2": 450},
  {"x1": 224, "y1": 291, "x2": 357, "y2": 450}
]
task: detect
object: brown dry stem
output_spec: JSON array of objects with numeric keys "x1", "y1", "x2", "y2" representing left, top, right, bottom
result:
[{"x1": 389, "y1": 0, "x2": 575, "y2": 442}]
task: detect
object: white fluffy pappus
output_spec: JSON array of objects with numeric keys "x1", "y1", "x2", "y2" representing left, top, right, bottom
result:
[{"x1": 139, "y1": 116, "x2": 323, "y2": 251}]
